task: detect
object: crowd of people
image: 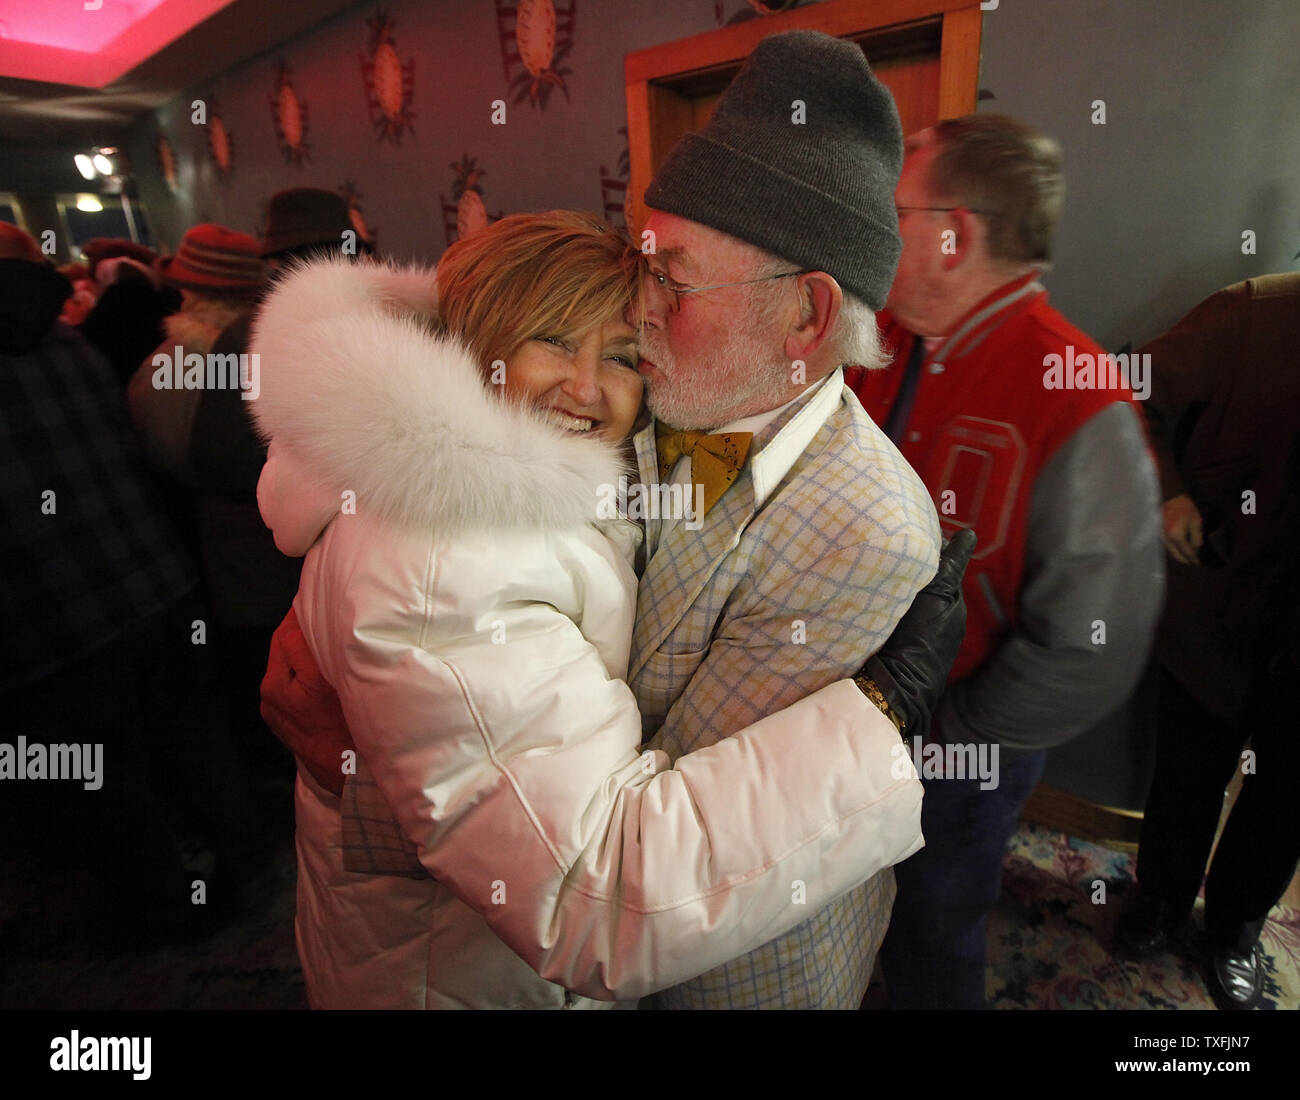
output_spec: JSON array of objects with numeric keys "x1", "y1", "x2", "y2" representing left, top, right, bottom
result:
[
  {"x1": 1, "y1": 28, "x2": 1294, "y2": 1010},
  {"x1": 0, "y1": 187, "x2": 370, "y2": 945}
]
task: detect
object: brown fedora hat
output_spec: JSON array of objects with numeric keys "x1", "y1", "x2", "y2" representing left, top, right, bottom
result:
[{"x1": 261, "y1": 187, "x2": 366, "y2": 258}]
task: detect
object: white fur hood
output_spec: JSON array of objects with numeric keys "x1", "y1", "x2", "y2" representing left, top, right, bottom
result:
[{"x1": 248, "y1": 257, "x2": 625, "y2": 553}]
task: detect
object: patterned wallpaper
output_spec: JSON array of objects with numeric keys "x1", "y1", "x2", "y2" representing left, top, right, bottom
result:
[
  {"x1": 128, "y1": 0, "x2": 763, "y2": 264},
  {"x1": 124, "y1": 0, "x2": 1300, "y2": 350}
]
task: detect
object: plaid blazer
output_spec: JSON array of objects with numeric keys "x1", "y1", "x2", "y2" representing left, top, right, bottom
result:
[{"x1": 632, "y1": 369, "x2": 940, "y2": 1009}]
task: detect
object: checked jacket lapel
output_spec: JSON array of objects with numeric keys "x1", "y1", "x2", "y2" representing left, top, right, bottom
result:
[
  {"x1": 628, "y1": 452, "x2": 758, "y2": 682},
  {"x1": 627, "y1": 378, "x2": 835, "y2": 684},
  {"x1": 632, "y1": 421, "x2": 662, "y2": 563}
]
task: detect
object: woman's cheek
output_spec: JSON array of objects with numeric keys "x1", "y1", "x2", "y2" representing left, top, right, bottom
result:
[{"x1": 609, "y1": 371, "x2": 644, "y2": 438}]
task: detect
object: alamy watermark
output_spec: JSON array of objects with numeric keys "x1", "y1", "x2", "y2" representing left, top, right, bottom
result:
[
  {"x1": 50, "y1": 1031, "x2": 150, "y2": 1080},
  {"x1": 151, "y1": 347, "x2": 259, "y2": 400},
  {"x1": 1042, "y1": 346, "x2": 1150, "y2": 401},
  {"x1": 596, "y1": 475, "x2": 706, "y2": 530},
  {"x1": 0, "y1": 737, "x2": 102, "y2": 790},
  {"x1": 891, "y1": 736, "x2": 1000, "y2": 790}
]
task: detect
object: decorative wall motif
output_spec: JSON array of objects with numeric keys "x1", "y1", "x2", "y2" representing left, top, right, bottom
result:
[
  {"x1": 271, "y1": 60, "x2": 310, "y2": 165},
  {"x1": 360, "y1": 10, "x2": 416, "y2": 144},
  {"x1": 443, "y1": 155, "x2": 502, "y2": 245},
  {"x1": 157, "y1": 133, "x2": 178, "y2": 192},
  {"x1": 496, "y1": 0, "x2": 576, "y2": 109},
  {"x1": 598, "y1": 127, "x2": 631, "y2": 231},
  {"x1": 447, "y1": 152, "x2": 488, "y2": 241},
  {"x1": 340, "y1": 180, "x2": 377, "y2": 248},
  {"x1": 206, "y1": 109, "x2": 234, "y2": 177}
]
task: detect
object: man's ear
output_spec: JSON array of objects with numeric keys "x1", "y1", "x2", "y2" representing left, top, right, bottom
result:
[
  {"x1": 941, "y1": 208, "x2": 984, "y2": 272},
  {"x1": 783, "y1": 272, "x2": 841, "y2": 364}
]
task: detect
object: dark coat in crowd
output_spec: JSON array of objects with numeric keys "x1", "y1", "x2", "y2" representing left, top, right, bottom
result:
[
  {"x1": 0, "y1": 258, "x2": 264, "y2": 939},
  {"x1": 188, "y1": 311, "x2": 302, "y2": 778},
  {"x1": 0, "y1": 258, "x2": 195, "y2": 693},
  {"x1": 80, "y1": 269, "x2": 180, "y2": 385},
  {"x1": 190, "y1": 310, "x2": 302, "y2": 631},
  {"x1": 1139, "y1": 271, "x2": 1300, "y2": 718}
]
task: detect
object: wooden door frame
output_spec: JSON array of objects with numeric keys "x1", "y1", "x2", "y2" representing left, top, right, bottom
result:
[{"x1": 624, "y1": 0, "x2": 983, "y2": 232}]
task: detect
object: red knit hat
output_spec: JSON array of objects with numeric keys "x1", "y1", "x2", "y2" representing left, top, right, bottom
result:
[
  {"x1": 81, "y1": 238, "x2": 157, "y2": 280},
  {"x1": 160, "y1": 223, "x2": 265, "y2": 299}
]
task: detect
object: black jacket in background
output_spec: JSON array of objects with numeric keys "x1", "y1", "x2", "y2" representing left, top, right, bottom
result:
[
  {"x1": 80, "y1": 273, "x2": 180, "y2": 385},
  {"x1": 0, "y1": 259, "x2": 69, "y2": 355},
  {"x1": 190, "y1": 310, "x2": 302, "y2": 629},
  {"x1": 0, "y1": 259, "x2": 196, "y2": 693}
]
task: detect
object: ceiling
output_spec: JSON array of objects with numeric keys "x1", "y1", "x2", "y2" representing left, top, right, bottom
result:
[{"x1": 0, "y1": 0, "x2": 364, "y2": 145}]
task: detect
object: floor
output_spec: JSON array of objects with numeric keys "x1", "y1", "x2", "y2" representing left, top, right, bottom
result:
[{"x1": 2, "y1": 808, "x2": 1294, "y2": 1010}]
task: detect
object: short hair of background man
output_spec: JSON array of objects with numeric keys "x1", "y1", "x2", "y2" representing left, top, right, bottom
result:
[{"x1": 927, "y1": 114, "x2": 1065, "y2": 265}]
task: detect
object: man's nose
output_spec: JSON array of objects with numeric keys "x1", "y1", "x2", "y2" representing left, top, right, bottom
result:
[
  {"x1": 638, "y1": 272, "x2": 672, "y2": 328},
  {"x1": 626, "y1": 295, "x2": 660, "y2": 334},
  {"x1": 639, "y1": 299, "x2": 665, "y2": 331}
]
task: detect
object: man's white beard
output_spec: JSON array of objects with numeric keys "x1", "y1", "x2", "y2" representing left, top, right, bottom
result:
[{"x1": 639, "y1": 324, "x2": 792, "y2": 431}]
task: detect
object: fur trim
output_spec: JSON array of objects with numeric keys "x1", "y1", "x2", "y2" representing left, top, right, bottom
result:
[
  {"x1": 164, "y1": 300, "x2": 244, "y2": 355},
  {"x1": 248, "y1": 257, "x2": 625, "y2": 537}
]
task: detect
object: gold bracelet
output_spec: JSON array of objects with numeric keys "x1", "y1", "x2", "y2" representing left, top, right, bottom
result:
[{"x1": 854, "y1": 675, "x2": 905, "y2": 735}]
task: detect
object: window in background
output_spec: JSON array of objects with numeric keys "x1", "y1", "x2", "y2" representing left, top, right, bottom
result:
[
  {"x1": 0, "y1": 193, "x2": 27, "y2": 229},
  {"x1": 55, "y1": 193, "x2": 154, "y2": 256}
]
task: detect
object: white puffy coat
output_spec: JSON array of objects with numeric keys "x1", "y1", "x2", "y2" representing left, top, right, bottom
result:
[{"x1": 250, "y1": 258, "x2": 924, "y2": 1009}]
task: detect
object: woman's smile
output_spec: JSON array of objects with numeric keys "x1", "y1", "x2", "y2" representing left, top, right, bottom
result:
[{"x1": 540, "y1": 407, "x2": 597, "y2": 433}]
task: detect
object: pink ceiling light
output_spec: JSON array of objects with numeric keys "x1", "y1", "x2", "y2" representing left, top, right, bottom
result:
[{"x1": 0, "y1": 0, "x2": 236, "y2": 89}]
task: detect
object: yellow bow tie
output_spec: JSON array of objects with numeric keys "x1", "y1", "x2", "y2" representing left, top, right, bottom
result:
[{"x1": 655, "y1": 427, "x2": 754, "y2": 519}]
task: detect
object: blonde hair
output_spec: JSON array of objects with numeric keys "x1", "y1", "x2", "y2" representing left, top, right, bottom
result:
[{"x1": 435, "y1": 211, "x2": 639, "y2": 368}]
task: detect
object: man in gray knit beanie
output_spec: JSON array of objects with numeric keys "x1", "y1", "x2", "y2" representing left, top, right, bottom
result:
[
  {"x1": 627, "y1": 29, "x2": 947, "y2": 1010},
  {"x1": 646, "y1": 29, "x2": 903, "y2": 312},
  {"x1": 637, "y1": 29, "x2": 904, "y2": 430}
]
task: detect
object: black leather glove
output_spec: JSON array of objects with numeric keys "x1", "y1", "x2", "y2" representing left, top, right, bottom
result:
[{"x1": 862, "y1": 527, "x2": 976, "y2": 740}]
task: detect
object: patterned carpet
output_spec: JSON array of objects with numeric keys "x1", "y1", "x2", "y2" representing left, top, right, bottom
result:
[
  {"x1": 990, "y1": 822, "x2": 1300, "y2": 1010},
  {"x1": 1, "y1": 818, "x2": 1295, "y2": 1010}
]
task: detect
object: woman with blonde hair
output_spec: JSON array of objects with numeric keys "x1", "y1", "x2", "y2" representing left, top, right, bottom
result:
[
  {"x1": 251, "y1": 210, "x2": 946, "y2": 1009},
  {"x1": 127, "y1": 224, "x2": 264, "y2": 487}
]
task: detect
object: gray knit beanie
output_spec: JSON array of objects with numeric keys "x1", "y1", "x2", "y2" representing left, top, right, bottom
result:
[{"x1": 645, "y1": 30, "x2": 903, "y2": 310}]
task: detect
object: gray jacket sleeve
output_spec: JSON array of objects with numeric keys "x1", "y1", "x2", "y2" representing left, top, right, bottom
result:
[{"x1": 935, "y1": 402, "x2": 1165, "y2": 757}]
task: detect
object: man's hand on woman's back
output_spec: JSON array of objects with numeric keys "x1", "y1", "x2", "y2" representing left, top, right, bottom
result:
[
  {"x1": 864, "y1": 527, "x2": 976, "y2": 739},
  {"x1": 261, "y1": 606, "x2": 353, "y2": 797}
]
